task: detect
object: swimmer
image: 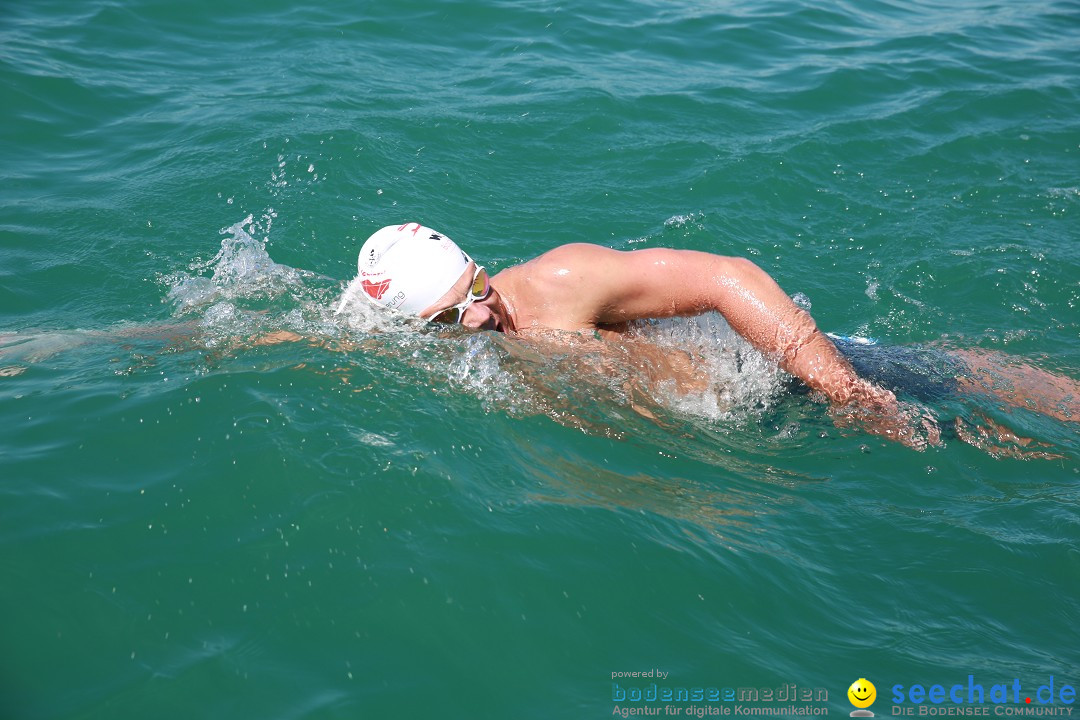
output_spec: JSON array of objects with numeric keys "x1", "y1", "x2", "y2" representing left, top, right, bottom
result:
[
  {"x1": 336, "y1": 223, "x2": 943, "y2": 448},
  {"x1": 4, "y1": 222, "x2": 1073, "y2": 454},
  {"x1": 335, "y1": 223, "x2": 1079, "y2": 453}
]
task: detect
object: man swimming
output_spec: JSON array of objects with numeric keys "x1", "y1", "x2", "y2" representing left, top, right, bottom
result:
[
  {"x1": 335, "y1": 222, "x2": 939, "y2": 447},
  {"x1": 2, "y1": 220, "x2": 1072, "y2": 453}
]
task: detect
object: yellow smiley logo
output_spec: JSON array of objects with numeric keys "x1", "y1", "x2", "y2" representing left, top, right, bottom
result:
[{"x1": 848, "y1": 678, "x2": 877, "y2": 709}]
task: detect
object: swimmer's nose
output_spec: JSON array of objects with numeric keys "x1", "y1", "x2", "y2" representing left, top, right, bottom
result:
[{"x1": 461, "y1": 302, "x2": 493, "y2": 330}]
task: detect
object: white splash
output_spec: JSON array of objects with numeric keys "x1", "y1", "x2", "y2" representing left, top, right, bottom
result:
[{"x1": 163, "y1": 215, "x2": 307, "y2": 314}]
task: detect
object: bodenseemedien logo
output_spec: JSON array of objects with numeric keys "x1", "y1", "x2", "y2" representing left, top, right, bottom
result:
[{"x1": 848, "y1": 678, "x2": 877, "y2": 717}]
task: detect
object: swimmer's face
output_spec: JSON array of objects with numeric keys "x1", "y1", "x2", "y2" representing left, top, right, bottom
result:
[
  {"x1": 420, "y1": 262, "x2": 509, "y2": 333},
  {"x1": 847, "y1": 679, "x2": 876, "y2": 709}
]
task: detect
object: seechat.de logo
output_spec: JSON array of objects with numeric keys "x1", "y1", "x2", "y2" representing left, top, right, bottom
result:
[{"x1": 848, "y1": 678, "x2": 877, "y2": 717}]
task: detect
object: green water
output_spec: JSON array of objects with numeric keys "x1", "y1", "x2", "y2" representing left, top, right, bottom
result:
[{"x1": 1, "y1": 1, "x2": 1078, "y2": 718}]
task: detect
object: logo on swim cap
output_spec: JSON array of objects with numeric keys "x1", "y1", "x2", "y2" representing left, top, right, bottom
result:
[
  {"x1": 361, "y1": 278, "x2": 392, "y2": 300},
  {"x1": 334, "y1": 223, "x2": 472, "y2": 317}
]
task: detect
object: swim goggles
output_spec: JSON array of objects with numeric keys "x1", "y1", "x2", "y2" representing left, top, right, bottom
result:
[{"x1": 425, "y1": 265, "x2": 491, "y2": 324}]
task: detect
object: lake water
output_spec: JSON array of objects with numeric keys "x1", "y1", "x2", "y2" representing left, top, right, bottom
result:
[{"x1": 1, "y1": 1, "x2": 1078, "y2": 718}]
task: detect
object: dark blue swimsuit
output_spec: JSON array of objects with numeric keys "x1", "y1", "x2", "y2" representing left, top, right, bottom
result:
[{"x1": 829, "y1": 335, "x2": 963, "y2": 403}]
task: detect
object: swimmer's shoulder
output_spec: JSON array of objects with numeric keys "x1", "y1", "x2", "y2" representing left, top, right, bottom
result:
[
  {"x1": 526, "y1": 243, "x2": 616, "y2": 267},
  {"x1": 499, "y1": 244, "x2": 613, "y2": 288}
]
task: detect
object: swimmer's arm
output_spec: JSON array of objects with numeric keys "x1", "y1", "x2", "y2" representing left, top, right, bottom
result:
[
  {"x1": 573, "y1": 245, "x2": 943, "y2": 446},
  {"x1": 571, "y1": 245, "x2": 877, "y2": 406},
  {"x1": 0, "y1": 322, "x2": 205, "y2": 363}
]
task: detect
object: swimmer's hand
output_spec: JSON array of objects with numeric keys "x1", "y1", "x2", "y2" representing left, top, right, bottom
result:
[
  {"x1": 0, "y1": 331, "x2": 91, "y2": 362},
  {"x1": 829, "y1": 380, "x2": 942, "y2": 451}
]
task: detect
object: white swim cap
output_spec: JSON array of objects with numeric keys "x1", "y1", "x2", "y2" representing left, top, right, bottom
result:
[{"x1": 335, "y1": 223, "x2": 471, "y2": 317}]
